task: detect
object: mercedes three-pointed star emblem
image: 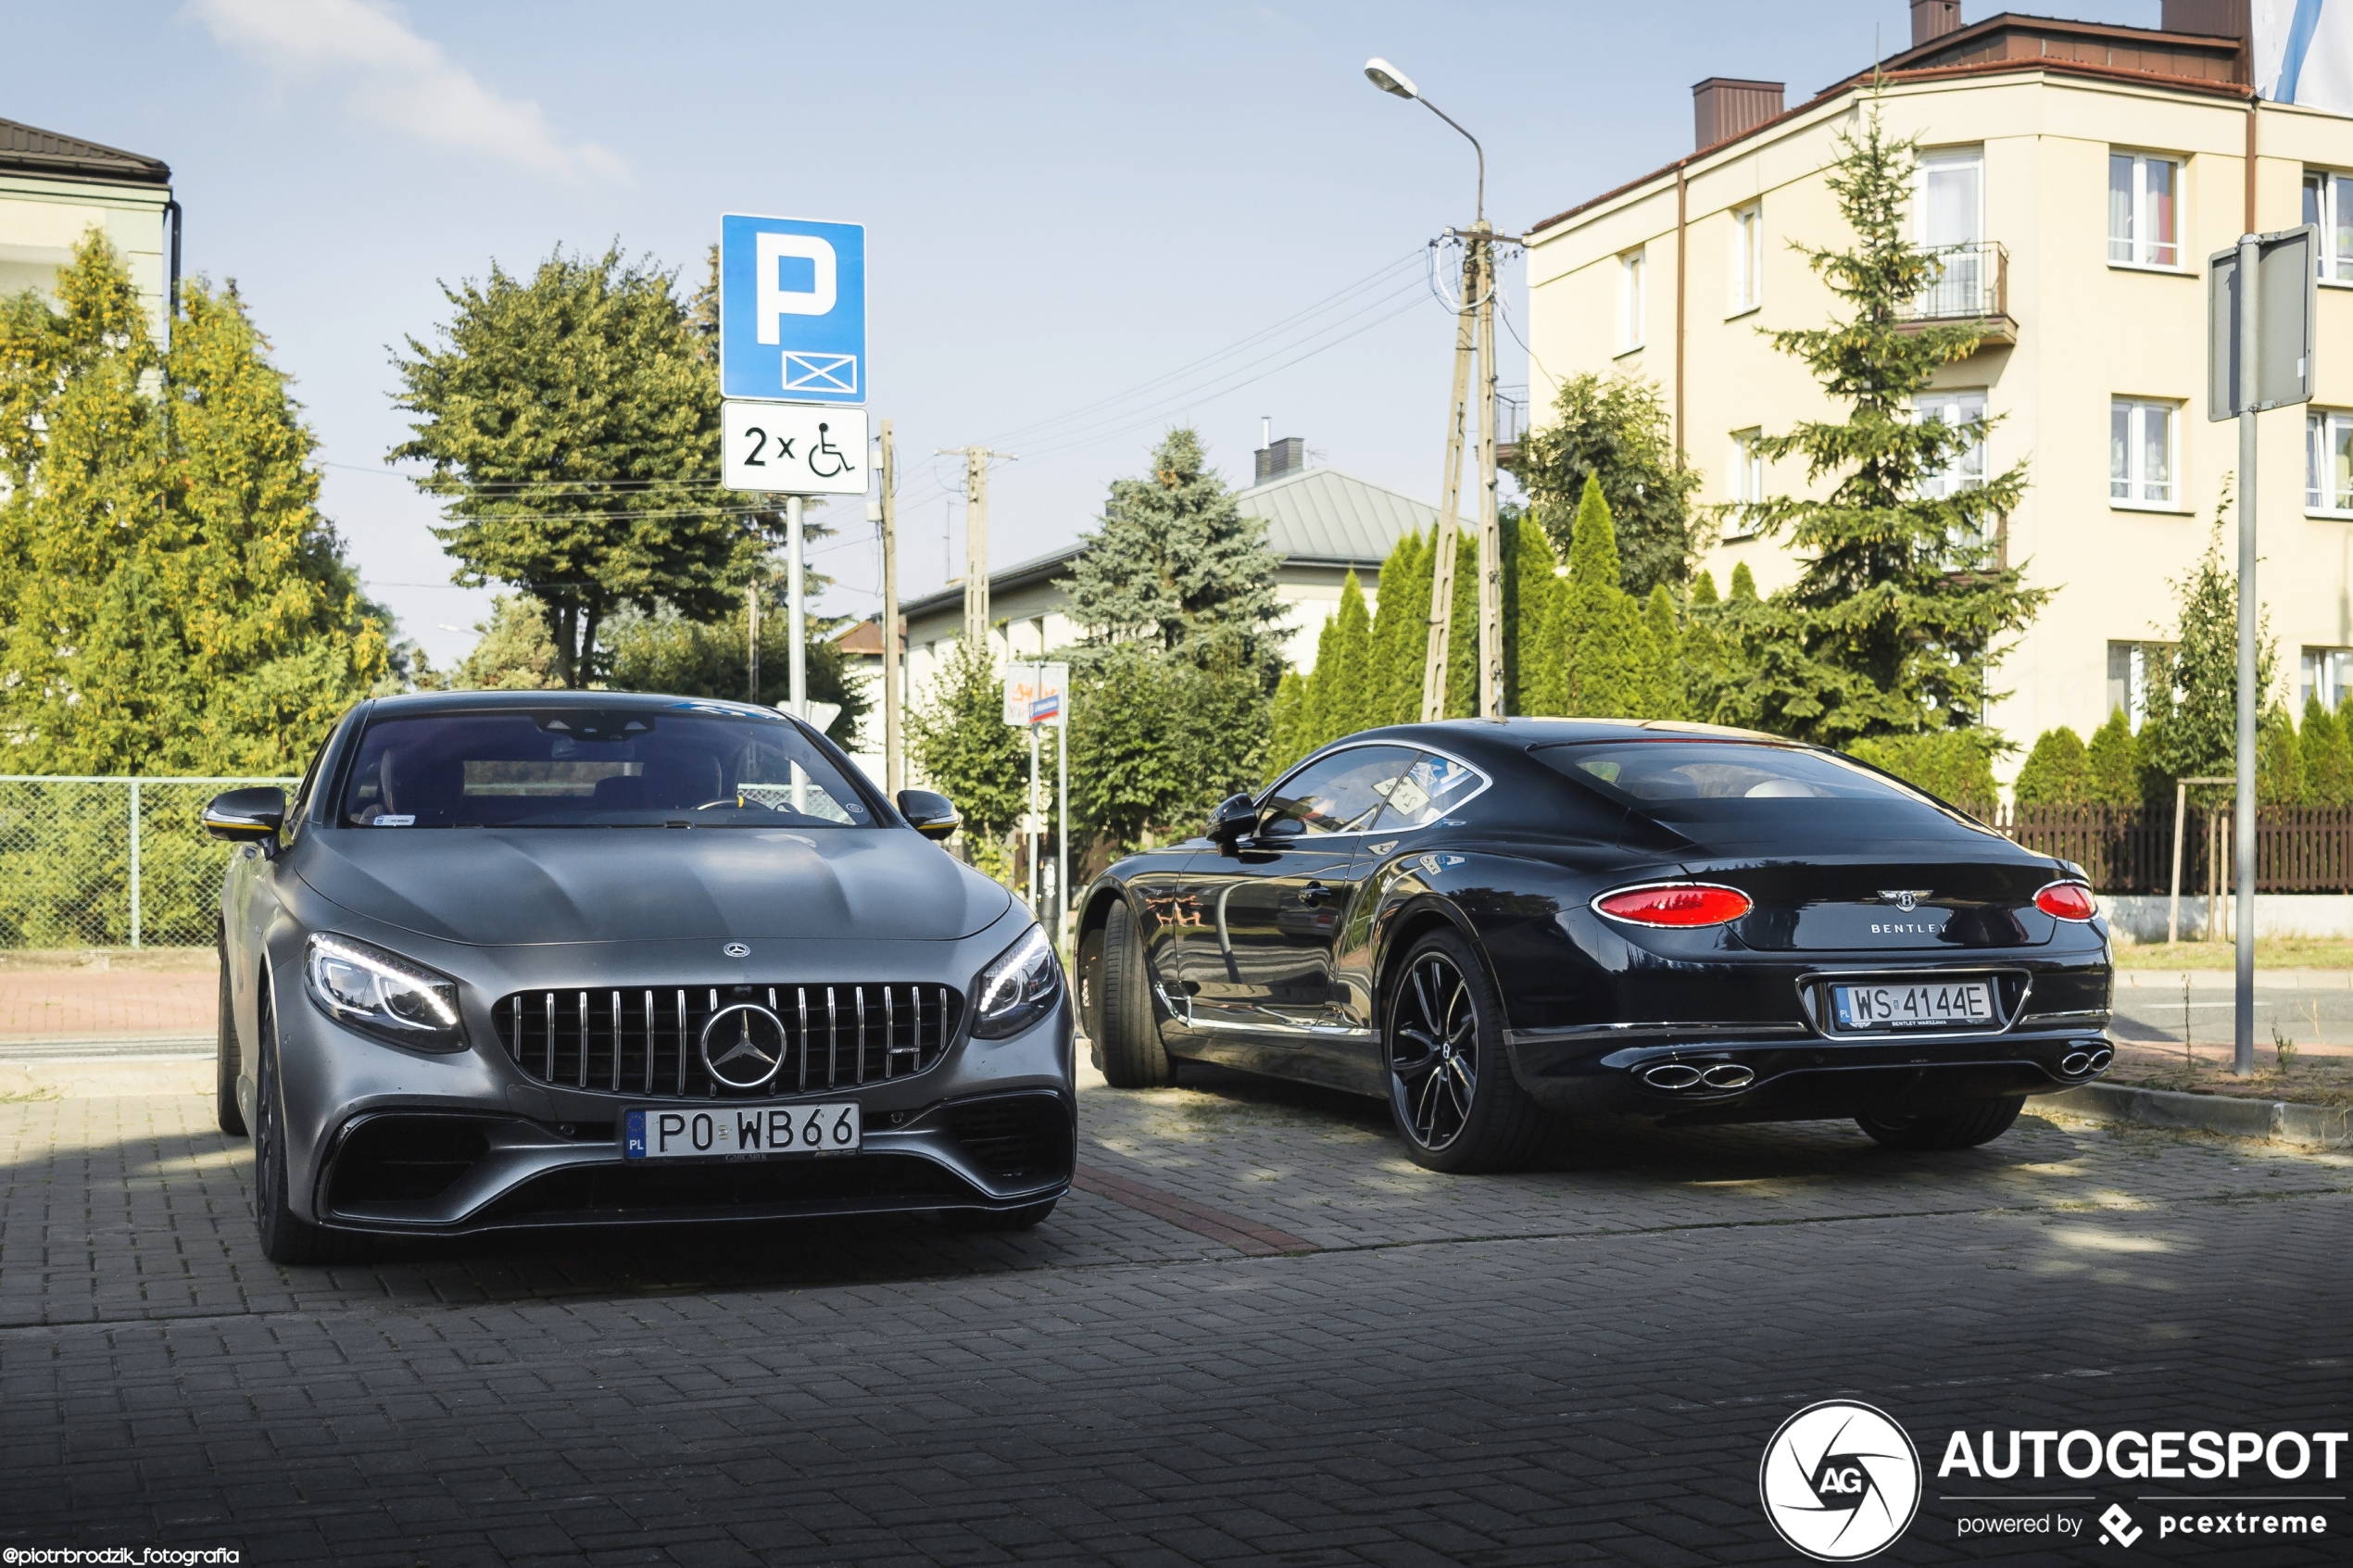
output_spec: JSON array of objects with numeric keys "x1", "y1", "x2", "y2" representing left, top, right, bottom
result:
[{"x1": 699, "y1": 1002, "x2": 787, "y2": 1090}]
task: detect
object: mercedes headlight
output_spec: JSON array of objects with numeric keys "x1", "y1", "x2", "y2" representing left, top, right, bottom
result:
[
  {"x1": 970, "y1": 924, "x2": 1062, "y2": 1039},
  {"x1": 303, "y1": 933, "x2": 467, "y2": 1052}
]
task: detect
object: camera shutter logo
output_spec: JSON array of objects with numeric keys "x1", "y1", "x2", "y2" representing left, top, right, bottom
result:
[
  {"x1": 700, "y1": 1003, "x2": 788, "y2": 1090},
  {"x1": 1758, "y1": 1400, "x2": 1921, "y2": 1561}
]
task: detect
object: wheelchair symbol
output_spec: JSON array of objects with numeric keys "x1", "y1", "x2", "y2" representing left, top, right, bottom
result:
[{"x1": 808, "y1": 422, "x2": 855, "y2": 480}]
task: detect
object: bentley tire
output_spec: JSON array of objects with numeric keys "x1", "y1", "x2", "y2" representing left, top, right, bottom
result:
[
  {"x1": 1385, "y1": 929, "x2": 1545, "y2": 1173},
  {"x1": 1855, "y1": 1097, "x2": 2023, "y2": 1151},
  {"x1": 253, "y1": 991, "x2": 333, "y2": 1264},
  {"x1": 1096, "y1": 898, "x2": 1176, "y2": 1088},
  {"x1": 215, "y1": 960, "x2": 246, "y2": 1137}
]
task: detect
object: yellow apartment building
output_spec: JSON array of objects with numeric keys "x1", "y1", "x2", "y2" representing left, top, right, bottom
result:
[{"x1": 1524, "y1": 1, "x2": 2353, "y2": 785}]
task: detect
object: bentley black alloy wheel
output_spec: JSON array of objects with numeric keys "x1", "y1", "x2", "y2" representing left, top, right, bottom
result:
[
  {"x1": 1096, "y1": 898, "x2": 1176, "y2": 1088},
  {"x1": 1385, "y1": 929, "x2": 1544, "y2": 1173}
]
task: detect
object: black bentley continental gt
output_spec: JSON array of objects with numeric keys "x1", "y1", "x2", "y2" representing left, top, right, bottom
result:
[
  {"x1": 205, "y1": 691, "x2": 1074, "y2": 1262},
  {"x1": 1075, "y1": 720, "x2": 2112, "y2": 1173}
]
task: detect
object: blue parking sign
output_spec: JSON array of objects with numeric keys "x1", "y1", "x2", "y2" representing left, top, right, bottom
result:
[{"x1": 720, "y1": 213, "x2": 865, "y2": 404}]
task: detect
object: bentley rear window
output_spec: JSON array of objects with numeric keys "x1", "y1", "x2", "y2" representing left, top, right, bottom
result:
[
  {"x1": 1543, "y1": 743, "x2": 1922, "y2": 805},
  {"x1": 338, "y1": 709, "x2": 875, "y2": 829}
]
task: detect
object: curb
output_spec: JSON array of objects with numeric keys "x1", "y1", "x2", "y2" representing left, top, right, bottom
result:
[{"x1": 2038, "y1": 1082, "x2": 2353, "y2": 1148}]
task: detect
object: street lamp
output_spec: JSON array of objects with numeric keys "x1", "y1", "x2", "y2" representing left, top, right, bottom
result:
[
  {"x1": 1364, "y1": 56, "x2": 1504, "y2": 721},
  {"x1": 1363, "y1": 56, "x2": 1483, "y2": 222}
]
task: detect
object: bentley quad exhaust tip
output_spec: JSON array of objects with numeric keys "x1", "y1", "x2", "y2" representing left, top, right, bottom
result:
[
  {"x1": 1641, "y1": 1061, "x2": 1754, "y2": 1092},
  {"x1": 1699, "y1": 1063, "x2": 1755, "y2": 1089},
  {"x1": 2087, "y1": 1046, "x2": 2113, "y2": 1072},
  {"x1": 1642, "y1": 1063, "x2": 1705, "y2": 1090},
  {"x1": 2061, "y1": 1051, "x2": 2092, "y2": 1076}
]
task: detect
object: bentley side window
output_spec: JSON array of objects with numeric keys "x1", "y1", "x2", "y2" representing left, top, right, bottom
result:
[
  {"x1": 1371, "y1": 751, "x2": 1486, "y2": 831},
  {"x1": 1260, "y1": 745, "x2": 1426, "y2": 838}
]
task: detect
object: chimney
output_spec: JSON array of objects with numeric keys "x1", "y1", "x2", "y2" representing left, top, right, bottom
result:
[
  {"x1": 1692, "y1": 78, "x2": 1785, "y2": 152},
  {"x1": 1253, "y1": 435, "x2": 1306, "y2": 484},
  {"x1": 2160, "y1": 0, "x2": 2249, "y2": 41},
  {"x1": 1910, "y1": 0, "x2": 1961, "y2": 46}
]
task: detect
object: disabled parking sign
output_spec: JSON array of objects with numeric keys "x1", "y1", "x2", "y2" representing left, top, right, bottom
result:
[{"x1": 720, "y1": 213, "x2": 865, "y2": 404}]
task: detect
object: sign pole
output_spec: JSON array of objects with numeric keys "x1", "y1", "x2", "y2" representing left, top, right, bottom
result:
[
  {"x1": 1028, "y1": 716, "x2": 1041, "y2": 913},
  {"x1": 879, "y1": 420, "x2": 902, "y2": 795},
  {"x1": 787, "y1": 495, "x2": 807, "y2": 716},
  {"x1": 1057, "y1": 702, "x2": 1070, "y2": 958},
  {"x1": 2233, "y1": 232, "x2": 2259, "y2": 1077}
]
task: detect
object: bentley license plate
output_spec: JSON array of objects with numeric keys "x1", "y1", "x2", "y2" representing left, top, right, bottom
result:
[
  {"x1": 1831, "y1": 980, "x2": 1994, "y2": 1032},
  {"x1": 623, "y1": 1102, "x2": 861, "y2": 1160}
]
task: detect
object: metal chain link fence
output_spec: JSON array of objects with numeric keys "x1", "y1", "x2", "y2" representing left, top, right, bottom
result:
[{"x1": 0, "y1": 776, "x2": 296, "y2": 950}]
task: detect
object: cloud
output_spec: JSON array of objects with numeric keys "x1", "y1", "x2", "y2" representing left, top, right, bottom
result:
[{"x1": 188, "y1": 0, "x2": 625, "y2": 182}]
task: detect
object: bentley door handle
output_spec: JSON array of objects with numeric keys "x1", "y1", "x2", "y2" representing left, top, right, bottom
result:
[{"x1": 1299, "y1": 882, "x2": 1333, "y2": 905}]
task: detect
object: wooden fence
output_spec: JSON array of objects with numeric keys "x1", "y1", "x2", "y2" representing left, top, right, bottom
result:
[{"x1": 1957, "y1": 802, "x2": 2353, "y2": 895}]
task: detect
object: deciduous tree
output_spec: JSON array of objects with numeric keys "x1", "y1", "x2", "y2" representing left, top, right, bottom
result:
[{"x1": 1512, "y1": 372, "x2": 1702, "y2": 597}]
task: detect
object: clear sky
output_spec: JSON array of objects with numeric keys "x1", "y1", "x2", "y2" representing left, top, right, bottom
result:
[{"x1": 2, "y1": 0, "x2": 2157, "y2": 666}]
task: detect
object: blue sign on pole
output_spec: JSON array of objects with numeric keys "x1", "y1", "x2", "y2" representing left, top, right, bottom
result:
[{"x1": 719, "y1": 213, "x2": 865, "y2": 404}]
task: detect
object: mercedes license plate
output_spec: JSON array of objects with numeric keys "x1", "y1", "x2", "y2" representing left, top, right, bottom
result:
[
  {"x1": 623, "y1": 1102, "x2": 861, "y2": 1160},
  {"x1": 1830, "y1": 980, "x2": 1994, "y2": 1032}
]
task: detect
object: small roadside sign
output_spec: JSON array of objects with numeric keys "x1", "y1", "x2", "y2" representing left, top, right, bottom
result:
[
  {"x1": 1002, "y1": 663, "x2": 1069, "y2": 726},
  {"x1": 721, "y1": 402, "x2": 869, "y2": 495},
  {"x1": 2209, "y1": 225, "x2": 2317, "y2": 419},
  {"x1": 720, "y1": 213, "x2": 865, "y2": 405}
]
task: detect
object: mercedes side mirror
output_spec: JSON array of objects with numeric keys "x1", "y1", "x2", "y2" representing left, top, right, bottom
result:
[
  {"x1": 1205, "y1": 793, "x2": 1259, "y2": 856},
  {"x1": 203, "y1": 786, "x2": 286, "y2": 847},
  {"x1": 897, "y1": 789, "x2": 961, "y2": 842}
]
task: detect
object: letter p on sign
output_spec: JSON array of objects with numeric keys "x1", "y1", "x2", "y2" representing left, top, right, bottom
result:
[{"x1": 757, "y1": 233, "x2": 837, "y2": 341}]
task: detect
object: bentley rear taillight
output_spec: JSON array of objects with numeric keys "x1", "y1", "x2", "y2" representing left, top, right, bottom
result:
[
  {"x1": 2033, "y1": 881, "x2": 2097, "y2": 922},
  {"x1": 1592, "y1": 884, "x2": 1754, "y2": 928}
]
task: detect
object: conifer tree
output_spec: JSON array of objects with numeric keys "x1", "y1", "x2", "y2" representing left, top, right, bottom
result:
[
  {"x1": 1743, "y1": 107, "x2": 2045, "y2": 746},
  {"x1": 1365, "y1": 529, "x2": 1429, "y2": 726},
  {"x1": 1268, "y1": 670, "x2": 1310, "y2": 771},
  {"x1": 2259, "y1": 706, "x2": 2303, "y2": 806},
  {"x1": 2299, "y1": 695, "x2": 2353, "y2": 806},
  {"x1": 1509, "y1": 510, "x2": 1567, "y2": 715},
  {"x1": 1062, "y1": 428, "x2": 1284, "y2": 677},
  {"x1": 1302, "y1": 573, "x2": 1373, "y2": 748},
  {"x1": 1642, "y1": 584, "x2": 1685, "y2": 721},
  {"x1": 1554, "y1": 476, "x2": 1660, "y2": 717},
  {"x1": 0, "y1": 233, "x2": 386, "y2": 773},
  {"x1": 2013, "y1": 728, "x2": 2090, "y2": 806},
  {"x1": 2084, "y1": 709, "x2": 2145, "y2": 806}
]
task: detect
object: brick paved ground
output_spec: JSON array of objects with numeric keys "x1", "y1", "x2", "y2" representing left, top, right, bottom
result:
[{"x1": 0, "y1": 1056, "x2": 2347, "y2": 1565}]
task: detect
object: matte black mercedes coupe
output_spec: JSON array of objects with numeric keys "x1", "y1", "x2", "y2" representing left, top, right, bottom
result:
[
  {"x1": 205, "y1": 690, "x2": 1074, "y2": 1262},
  {"x1": 1076, "y1": 720, "x2": 2112, "y2": 1173}
]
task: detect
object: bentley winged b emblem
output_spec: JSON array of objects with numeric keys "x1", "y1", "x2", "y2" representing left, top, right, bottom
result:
[{"x1": 1878, "y1": 889, "x2": 1931, "y2": 913}]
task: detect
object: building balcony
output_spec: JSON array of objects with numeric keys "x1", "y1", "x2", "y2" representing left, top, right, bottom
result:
[{"x1": 1897, "y1": 241, "x2": 2016, "y2": 347}]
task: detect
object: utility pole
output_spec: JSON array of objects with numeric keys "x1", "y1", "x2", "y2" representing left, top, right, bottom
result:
[
  {"x1": 1365, "y1": 58, "x2": 1511, "y2": 721},
  {"x1": 1474, "y1": 220, "x2": 1504, "y2": 719},
  {"x1": 878, "y1": 420, "x2": 902, "y2": 794},
  {"x1": 1420, "y1": 236, "x2": 1477, "y2": 721},
  {"x1": 939, "y1": 446, "x2": 1015, "y2": 656}
]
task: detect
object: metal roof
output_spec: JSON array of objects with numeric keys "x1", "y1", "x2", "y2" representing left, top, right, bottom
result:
[
  {"x1": 1236, "y1": 464, "x2": 1434, "y2": 567},
  {"x1": 898, "y1": 465, "x2": 1436, "y2": 622},
  {"x1": 0, "y1": 117, "x2": 170, "y2": 187}
]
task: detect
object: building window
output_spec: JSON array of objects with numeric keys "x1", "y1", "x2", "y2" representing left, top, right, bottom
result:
[
  {"x1": 2108, "y1": 153, "x2": 2180, "y2": 268},
  {"x1": 2108, "y1": 641, "x2": 2174, "y2": 731},
  {"x1": 2305, "y1": 647, "x2": 2353, "y2": 712},
  {"x1": 1726, "y1": 428, "x2": 1765, "y2": 537},
  {"x1": 1730, "y1": 204, "x2": 1762, "y2": 313},
  {"x1": 1915, "y1": 391, "x2": 1987, "y2": 501},
  {"x1": 2304, "y1": 169, "x2": 2353, "y2": 282},
  {"x1": 2309, "y1": 409, "x2": 2353, "y2": 513},
  {"x1": 2111, "y1": 398, "x2": 2178, "y2": 508},
  {"x1": 1618, "y1": 248, "x2": 1646, "y2": 353}
]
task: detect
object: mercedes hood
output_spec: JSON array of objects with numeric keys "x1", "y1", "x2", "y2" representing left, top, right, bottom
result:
[{"x1": 294, "y1": 825, "x2": 1013, "y2": 946}]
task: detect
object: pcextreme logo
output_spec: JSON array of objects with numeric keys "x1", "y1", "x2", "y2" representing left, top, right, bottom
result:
[{"x1": 1760, "y1": 1401, "x2": 1924, "y2": 1561}]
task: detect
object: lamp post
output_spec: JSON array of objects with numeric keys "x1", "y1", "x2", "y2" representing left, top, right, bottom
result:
[{"x1": 1365, "y1": 57, "x2": 1504, "y2": 721}]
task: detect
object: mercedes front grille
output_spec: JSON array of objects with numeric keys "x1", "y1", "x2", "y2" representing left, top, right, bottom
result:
[{"x1": 492, "y1": 983, "x2": 960, "y2": 1098}]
